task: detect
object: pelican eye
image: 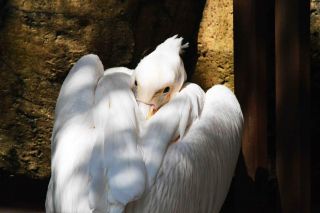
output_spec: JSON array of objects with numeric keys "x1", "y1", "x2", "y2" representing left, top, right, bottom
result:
[
  {"x1": 163, "y1": 87, "x2": 170, "y2": 94},
  {"x1": 134, "y1": 80, "x2": 138, "y2": 86}
]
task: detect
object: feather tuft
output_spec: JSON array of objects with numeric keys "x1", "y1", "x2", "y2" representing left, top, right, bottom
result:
[{"x1": 156, "y1": 35, "x2": 189, "y2": 55}]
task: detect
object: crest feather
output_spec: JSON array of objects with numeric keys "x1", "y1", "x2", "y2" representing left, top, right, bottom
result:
[{"x1": 156, "y1": 35, "x2": 188, "y2": 55}]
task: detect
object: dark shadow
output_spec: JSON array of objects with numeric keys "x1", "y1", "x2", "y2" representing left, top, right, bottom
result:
[
  {"x1": 311, "y1": 3, "x2": 320, "y2": 212},
  {"x1": 0, "y1": 0, "x2": 9, "y2": 29},
  {"x1": 0, "y1": 169, "x2": 48, "y2": 211},
  {"x1": 118, "y1": 0, "x2": 205, "y2": 77},
  {"x1": 221, "y1": 152, "x2": 281, "y2": 213},
  {"x1": 86, "y1": 0, "x2": 206, "y2": 79}
]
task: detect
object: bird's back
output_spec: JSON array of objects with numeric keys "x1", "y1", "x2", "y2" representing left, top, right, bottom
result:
[
  {"x1": 46, "y1": 54, "x2": 104, "y2": 212},
  {"x1": 126, "y1": 85, "x2": 243, "y2": 213}
]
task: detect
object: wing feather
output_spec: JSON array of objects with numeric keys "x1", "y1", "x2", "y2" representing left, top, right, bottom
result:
[
  {"x1": 46, "y1": 54, "x2": 104, "y2": 213},
  {"x1": 126, "y1": 85, "x2": 243, "y2": 213},
  {"x1": 89, "y1": 68, "x2": 147, "y2": 212}
]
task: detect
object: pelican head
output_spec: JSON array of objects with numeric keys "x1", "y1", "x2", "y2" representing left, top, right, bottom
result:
[{"x1": 132, "y1": 35, "x2": 188, "y2": 117}]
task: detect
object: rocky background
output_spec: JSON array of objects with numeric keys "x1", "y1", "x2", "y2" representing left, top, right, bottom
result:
[{"x1": 193, "y1": 0, "x2": 234, "y2": 90}]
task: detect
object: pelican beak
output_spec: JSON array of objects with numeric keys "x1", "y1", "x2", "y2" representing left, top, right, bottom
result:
[
  {"x1": 138, "y1": 101, "x2": 157, "y2": 120},
  {"x1": 146, "y1": 105, "x2": 157, "y2": 120}
]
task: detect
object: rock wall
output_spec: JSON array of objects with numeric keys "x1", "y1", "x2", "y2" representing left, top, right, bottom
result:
[
  {"x1": 0, "y1": 0, "x2": 205, "y2": 179},
  {"x1": 192, "y1": 0, "x2": 234, "y2": 90}
]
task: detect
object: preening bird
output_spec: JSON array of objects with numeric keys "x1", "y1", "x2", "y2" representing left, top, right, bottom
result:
[
  {"x1": 127, "y1": 36, "x2": 243, "y2": 212},
  {"x1": 46, "y1": 36, "x2": 243, "y2": 213}
]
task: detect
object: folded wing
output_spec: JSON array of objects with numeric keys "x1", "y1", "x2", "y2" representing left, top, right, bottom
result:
[
  {"x1": 89, "y1": 68, "x2": 146, "y2": 213},
  {"x1": 46, "y1": 54, "x2": 104, "y2": 212},
  {"x1": 126, "y1": 85, "x2": 243, "y2": 213}
]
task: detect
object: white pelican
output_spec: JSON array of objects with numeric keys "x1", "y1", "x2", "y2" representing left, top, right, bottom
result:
[{"x1": 46, "y1": 37, "x2": 243, "y2": 213}]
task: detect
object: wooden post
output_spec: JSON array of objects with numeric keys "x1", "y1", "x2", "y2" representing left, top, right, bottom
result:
[
  {"x1": 275, "y1": 0, "x2": 310, "y2": 212},
  {"x1": 234, "y1": 0, "x2": 272, "y2": 181},
  {"x1": 233, "y1": 0, "x2": 278, "y2": 212}
]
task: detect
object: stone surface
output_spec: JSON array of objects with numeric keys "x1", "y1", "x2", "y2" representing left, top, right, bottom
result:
[
  {"x1": 192, "y1": 0, "x2": 234, "y2": 91},
  {"x1": 0, "y1": 0, "x2": 205, "y2": 179}
]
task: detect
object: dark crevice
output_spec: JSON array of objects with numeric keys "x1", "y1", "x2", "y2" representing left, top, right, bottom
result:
[{"x1": 0, "y1": 169, "x2": 48, "y2": 211}]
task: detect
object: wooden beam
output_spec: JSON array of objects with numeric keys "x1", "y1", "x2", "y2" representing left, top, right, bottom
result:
[
  {"x1": 275, "y1": 0, "x2": 310, "y2": 212},
  {"x1": 234, "y1": 0, "x2": 272, "y2": 180}
]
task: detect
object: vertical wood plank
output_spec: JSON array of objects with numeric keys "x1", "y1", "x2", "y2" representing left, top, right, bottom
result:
[
  {"x1": 234, "y1": 0, "x2": 270, "y2": 181},
  {"x1": 232, "y1": 0, "x2": 276, "y2": 212},
  {"x1": 275, "y1": 0, "x2": 310, "y2": 212}
]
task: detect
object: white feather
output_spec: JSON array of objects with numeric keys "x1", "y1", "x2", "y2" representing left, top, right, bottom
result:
[
  {"x1": 90, "y1": 68, "x2": 146, "y2": 212},
  {"x1": 137, "y1": 83, "x2": 205, "y2": 190},
  {"x1": 46, "y1": 54, "x2": 104, "y2": 213},
  {"x1": 46, "y1": 56, "x2": 147, "y2": 213},
  {"x1": 126, "y1": 85, "x2": 243, "y2": 213}
]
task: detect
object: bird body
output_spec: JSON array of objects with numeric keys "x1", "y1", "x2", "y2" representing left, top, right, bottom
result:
[
  {"x1": 46, "y1": 54, "x2": 103, "y2": 212},
  {"x1": 137, "y1": 83, "x2": 206, "y2": 190},
  {"x1": 46, "y1": 56, "x2": 147, "y2": 213},
  {"x1": 46, "y1": 36, "x2": 243, "y2": 213},
  {"x1": 127, "y1": 85, "x2": 242, "y2": 213},
  {"x1": 89, "y1": 67, "x2": 147, "y2": 213}
]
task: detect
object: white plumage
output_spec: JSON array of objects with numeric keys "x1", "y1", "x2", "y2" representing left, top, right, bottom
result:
[
  {"x1": 46, "y1": 36, "x2": 243, "y2": 213},
  {"x1": 127, "y1": 84, "x2": 242, "y2": 213},
  {"x1": 46, "y1": 56, "x2": 146, "y2": 213}
]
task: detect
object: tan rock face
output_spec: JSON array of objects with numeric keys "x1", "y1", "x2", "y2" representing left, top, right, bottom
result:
[
  {"x1": 192, "y1": 0, "x2": 234, "y2": 91},
  {"x1": 0, "y1": 0, "x2": 205, "y2": 179}
]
